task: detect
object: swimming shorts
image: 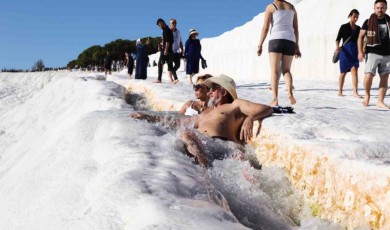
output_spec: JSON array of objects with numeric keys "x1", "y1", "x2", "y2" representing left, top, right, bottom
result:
[{"x1": 268, "y1": 39, "x2": 296, "y2": 56}]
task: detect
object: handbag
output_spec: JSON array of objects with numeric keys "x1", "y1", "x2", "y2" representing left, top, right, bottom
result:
[{"x1": 332, "y1": 34, "x2": 353, "y2": 63}]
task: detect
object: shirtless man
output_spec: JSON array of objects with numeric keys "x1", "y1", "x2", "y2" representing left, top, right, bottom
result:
[{"x1": 130, "y1": 74, "x2": 273, "y2": 165}]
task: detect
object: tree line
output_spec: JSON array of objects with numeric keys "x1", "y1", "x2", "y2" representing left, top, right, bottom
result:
[{"x1": 66, "y1": 37, "x2": 161, "y2": 69}]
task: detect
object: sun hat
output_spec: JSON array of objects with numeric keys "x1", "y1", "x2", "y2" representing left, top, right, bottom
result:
[
  {"x1": 203, "y1": 74, "x2": 238, "y2": 99},
  {"x1": 189, "y1": 28, "x2": 199, "y2": 36}
]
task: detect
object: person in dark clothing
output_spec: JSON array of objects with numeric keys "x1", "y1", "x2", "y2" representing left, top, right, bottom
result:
[
  {"x1": 358, "y1": 0, "x2": 390, "y2": 109},
  {"x1": 124, "y1": 51, "x2": 134, "y2": 78},
  {"x1": 135, "y1": 38, "x2": 149, "y2": 80},
  {"x1": 185, "y1": 28, "x2": 204, "y2": 84},
  {"x1": 154, "y1": 18, "x2": 178, "y2": 84},
  {"x1": 156, "y1": 41, "x2": 171, "y2": 82},
  {"x1": 335, "y1": 9, "x2": 361, "y2": 98},
  {"x1": 104, "y1": 51, "x2": 113, "y2": 76}
]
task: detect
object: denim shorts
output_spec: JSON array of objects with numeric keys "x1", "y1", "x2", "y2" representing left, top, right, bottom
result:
[
  {"x1": 268, "y1": 39, "x2": 296, "y2": 56},
  {"x1": 365, "y1": 53, "x2": 390, "y2": 76}
]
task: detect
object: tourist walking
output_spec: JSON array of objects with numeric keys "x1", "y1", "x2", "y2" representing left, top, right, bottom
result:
[
  {"x1": 104, "y1": 51, "x2": 113, "y2": 76},
  {"x1": 169, "y1": 18, "x2": 183, "y2": 83},
  {"x1": 185, "y1": 28, "x2": 204, "y2": 84},
  {"x1": 124, "y1": 51, "x2": 134, "y2": 78},
  {"x1": 358, "y1": 0, "x2": 390, "y2": 109},
  {"x1": 336, "y1": 9, "x2": 361, "y2": 98},
  {"x1": 135, "y1": 38, "x2": 149, "y2": 80},
  {"x1": 155, "y1": 18, "x2": 178, "y2": 84},
  {"x1": 257, "y1": 0, "x2": 301, "y2": 106}
]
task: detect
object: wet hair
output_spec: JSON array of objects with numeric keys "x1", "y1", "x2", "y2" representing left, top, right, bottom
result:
[
  {"x1": 375, "y1": 0, "x2": 387, "y2": 5},
  {"x1": 348, "y1": 9, "x2": 359, "y2": 18},
  {"x1": 196, "y1": 74, "x2": 213, "y2": 83}
]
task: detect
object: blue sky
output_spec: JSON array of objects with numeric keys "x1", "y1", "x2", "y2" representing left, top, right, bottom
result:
[{"x1": 0, "y1": 0, "x2": 267, "y2": 70}]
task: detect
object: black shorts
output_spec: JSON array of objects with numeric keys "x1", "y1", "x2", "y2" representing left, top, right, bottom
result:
[{"x1": 268, "y1": 39, "x2": 296, "y2": 56}]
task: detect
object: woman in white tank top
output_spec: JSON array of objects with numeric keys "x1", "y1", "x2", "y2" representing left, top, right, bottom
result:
[
  {"x1": 179, "y1": 74, "x2": 213, "y2": 116},
  {"x1": 257, "y1": 0, "x2": 301, "y2": 107}
]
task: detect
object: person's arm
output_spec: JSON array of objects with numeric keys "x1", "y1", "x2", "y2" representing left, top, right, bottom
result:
[
  {"x1": 234, "y1": 99, "x2": 273, "y2": 142},
  {"x1": 357, "y1": 29, "x2": 367, "y2": 62},
  {"x1": 335, "y1": 25, "x2": 343, "y2": 52},
  {"x1": 179, "y1": 100, "x2": 192, "y2": 115},
  {"x1": 257, "y1": 4, "x2": 273, "y2": 56},
  {"x1": 292, "y1": 7, "x2": 301, "y2": 58},
  {"x1": 199, "y1": 40, "x2": 204, "y2": 61},
  {"x1": 129, "y1": 111, "x2": 194, "y2": 128},
  {"x1": 184, "y1": 40, "x2": 189, "y2": 59},
  {"x1": 179, "y1": 32, "x2": 184, "y2": 56}
]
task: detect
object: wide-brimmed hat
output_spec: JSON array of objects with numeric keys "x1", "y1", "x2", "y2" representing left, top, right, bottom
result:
[
  {"x1": 203, "y1": 74, "x2": 238, "y2": 99},
  {"x1": 189, "y1": 28, "x2": 199, "y2": 36}
]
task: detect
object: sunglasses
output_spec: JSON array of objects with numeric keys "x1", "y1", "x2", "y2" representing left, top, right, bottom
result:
[{"x1": 193, "y1": 84, "x2": 205, "y2": 91}]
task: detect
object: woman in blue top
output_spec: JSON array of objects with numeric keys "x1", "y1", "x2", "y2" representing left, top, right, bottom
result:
[
  {"x1": 335, "y1": 9, "x2": 361, "y2": 98},
  {"x1": 185, "y1": 29, "x2": 204, "y2": 84}
]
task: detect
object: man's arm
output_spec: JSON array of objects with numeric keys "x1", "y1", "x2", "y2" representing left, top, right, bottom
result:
[
  {"x1": 234, "y1": 99, "x2": 273, "y2": 142},
  {"x1": 235, "y1": 99, "x2": 273, "y2": 121},
  {"x1": 129, "y1": 112, "x2": 194, "y2": 128},
  {"x1": 357, "y1": 29, "x2": 367, "y2": 62}
]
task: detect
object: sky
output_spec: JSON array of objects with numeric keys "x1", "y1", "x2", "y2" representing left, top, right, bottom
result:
[{"x1": 0, "y1": 0, "x2": 268, "y2": 70}]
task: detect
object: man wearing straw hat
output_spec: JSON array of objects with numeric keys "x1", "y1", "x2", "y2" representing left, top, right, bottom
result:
[{"x1": 129, "y1": 74, "x2": 273, "y2": 166}]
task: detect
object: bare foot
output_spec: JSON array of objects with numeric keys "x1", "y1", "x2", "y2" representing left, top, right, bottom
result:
[
  {"x1": 289, "y1": 95, "x2": 296, "y2": 105},
  {"x1": 269, "y1": 100, "x2": 278, "y2": 107},
  {"x1": 172, "y1": 79, "x2": 179, "y2": 84},
  {"x1": 377, "y1": 102, "x2": 390, "y2": 109},
  {"x1": 353, "y1": 94, "x2": 362, "y2": 98},
  {"x1": 153, "y1": 80, "x2": 161, "y2": 83},
  {"x1": 362, "y1": 96, "x2": 370, "y2": 107},
  {"x1": 338, "y1": 92, "x2": 344, "y2": 97}
]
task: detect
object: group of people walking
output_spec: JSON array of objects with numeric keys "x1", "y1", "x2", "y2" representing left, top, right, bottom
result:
[
  {"x1": 124, "y1": 0, "x2": 389, "y2": 110},
  {"x1": 154, "y1": 18, "x2": 206, "y2": 84},
  {"x1": 335, "y1": 0, "x2": 389, "y2": 109},
  {"x1": 256, "y1": 0, "x2": 389, "y2": 109}
]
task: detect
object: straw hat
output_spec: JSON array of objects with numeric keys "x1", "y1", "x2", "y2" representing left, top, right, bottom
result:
[
  {"x1": 189, "y1": 28, "x2": 199, "y2": 36},
  {"x1": 203, "y1": 74, "x2": 238, "y2": 99}
]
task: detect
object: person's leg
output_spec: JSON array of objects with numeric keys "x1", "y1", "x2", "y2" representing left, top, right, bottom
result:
[
  {"x1": 338, "y1": 72, "x2": 347, "y2": 96},
  {"x1": 362, "y1": 73, "x2": 374, "y2": 106},
  {"x1": 171, "y1": 53, "x2": 180, "y2": 83},
  {"x1": 269, "y1": 52, "x2": 283, "y2": 106},
  {"x1": 173, "y1": 53, "x2": 181, "y2": 72},
  {"x1": 377, "y1": 74, "x2": 389, "y2": 109},
  {"x1": 281, "y1": 55, "x2": 296, "y2": 105},
  {"x1": 189, "y1": 73, "x2": 195, "y2": 85},
  {"x1": 154, "y1": 55, "x2": 164, "y2": 83},
  {"x1": 166, "y1": 54, "x2": 175, "y2": 83},
  {"x1": 351, "y1": 67, "x2": 361, "y2": 98}
]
